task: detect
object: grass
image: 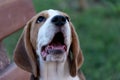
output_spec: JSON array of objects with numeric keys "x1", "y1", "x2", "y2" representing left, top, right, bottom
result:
[
  {"x1": 3, "y1": 29, "x2": 22, "y2": 60},
  {"x1": 3, "y1": 0, "x2": 120, "y2": 80}
]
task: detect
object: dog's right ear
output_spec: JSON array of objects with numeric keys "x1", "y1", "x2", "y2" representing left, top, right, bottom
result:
[{"x1": 14, "y1": 20, "x2": 39, "y2": 77}]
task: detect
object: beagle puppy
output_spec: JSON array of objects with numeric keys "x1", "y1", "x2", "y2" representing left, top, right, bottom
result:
[{"x1": 14, "y1": 9, "x2": 85, "y2": 80}]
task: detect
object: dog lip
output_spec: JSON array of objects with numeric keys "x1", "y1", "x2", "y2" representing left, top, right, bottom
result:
[
  {"x1": 41, "y1": 44, "x2": 67, "y2": 58},
  {"x1": 47, "y1": 47, "x2": 66, "y2": 55}
]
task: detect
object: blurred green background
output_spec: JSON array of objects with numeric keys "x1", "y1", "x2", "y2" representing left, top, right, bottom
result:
[{"x1": 3, "y1": 0, "x2": 120, "y2": 80}]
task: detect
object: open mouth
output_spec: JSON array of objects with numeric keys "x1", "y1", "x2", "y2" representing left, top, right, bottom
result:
[{"x1": 41, "y1": 32, "x2": 67, "y2": 58}]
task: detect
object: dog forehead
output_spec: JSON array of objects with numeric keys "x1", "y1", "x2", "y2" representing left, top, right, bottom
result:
[
  {"x1": 47, "y1": 9, "x2": 61, "y2": 17},
  {"x1": 35, "y1": 9, "x2": 68, "y2": 19}
]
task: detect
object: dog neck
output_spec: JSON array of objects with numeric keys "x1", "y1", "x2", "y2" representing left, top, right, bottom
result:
[
  {"x1": 39, "y1": 60, "x2": 79, "y2": 80},
  {"x1": 39, "y1": 60, "x2": 68, "y2": 80}
]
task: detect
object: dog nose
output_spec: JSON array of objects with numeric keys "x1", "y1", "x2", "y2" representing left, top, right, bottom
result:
[{"x1": 51, "y1": 15, "x2": 66, "y2": 26}]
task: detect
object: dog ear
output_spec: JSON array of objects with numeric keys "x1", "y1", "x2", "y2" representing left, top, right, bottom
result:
[
  {"x1": 14, "y1": 21, "x2": 39, "y2": 77},
  {"x1": 69, "y1": 23, "x2": 84, "y2": 77}
]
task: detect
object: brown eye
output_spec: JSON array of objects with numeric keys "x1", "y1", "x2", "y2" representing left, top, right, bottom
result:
[{"x1": 36, "y1": 16, "x2": 46, "y2": 23}]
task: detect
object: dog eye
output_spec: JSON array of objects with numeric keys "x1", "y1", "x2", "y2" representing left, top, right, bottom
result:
[
  {"x1": 65, "y1": 16, "x2": 70, "y2": 22},
  {"x1": 36, "y1": 16, "x2": 46, "y2": 23}
]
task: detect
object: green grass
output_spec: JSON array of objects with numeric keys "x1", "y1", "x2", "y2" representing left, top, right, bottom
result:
[
  {"x1": 3, "y1": 0, "x2": 120, "y2": 80},
  {"x1": 3, "y1": 29, "x2": 22, "y2": 60}
]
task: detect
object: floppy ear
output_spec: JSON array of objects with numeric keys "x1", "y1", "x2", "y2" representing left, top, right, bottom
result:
[
  {"x1": 14, "y1": 21, "x2": 39, "y2": 77},
  {"x1": 69, "y1": 23, "x2": 84, "y2": 77}
]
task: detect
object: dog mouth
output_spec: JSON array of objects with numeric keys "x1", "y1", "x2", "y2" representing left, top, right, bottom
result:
[{"x1": 41, "y1": 32, "x2": 67, "y2": 59}]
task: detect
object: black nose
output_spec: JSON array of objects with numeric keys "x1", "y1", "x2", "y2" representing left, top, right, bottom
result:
[{"x1": 51, "y1": 15, "x2": 66, "y2": 26}]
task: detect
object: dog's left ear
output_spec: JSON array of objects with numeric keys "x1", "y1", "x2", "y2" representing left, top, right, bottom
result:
[
  {"x1": 69, "y1": 23, "x2": 84, "y2": 77},
  {"x1": 14, "y1": 20, "x2": 39, "y2": 77}
]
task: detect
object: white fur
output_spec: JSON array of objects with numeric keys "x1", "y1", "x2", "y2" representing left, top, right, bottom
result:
[
  {"x1": 36, "y1": 9, "x2": 79, "y2": 80},
  {"x1": 39, "y1": 59, "x2": 80, "y2": 80}
]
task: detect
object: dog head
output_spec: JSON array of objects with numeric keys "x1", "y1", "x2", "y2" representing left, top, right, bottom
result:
[{"x1": 14, "y1": 9, "x2": 84, "y2": 77}]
